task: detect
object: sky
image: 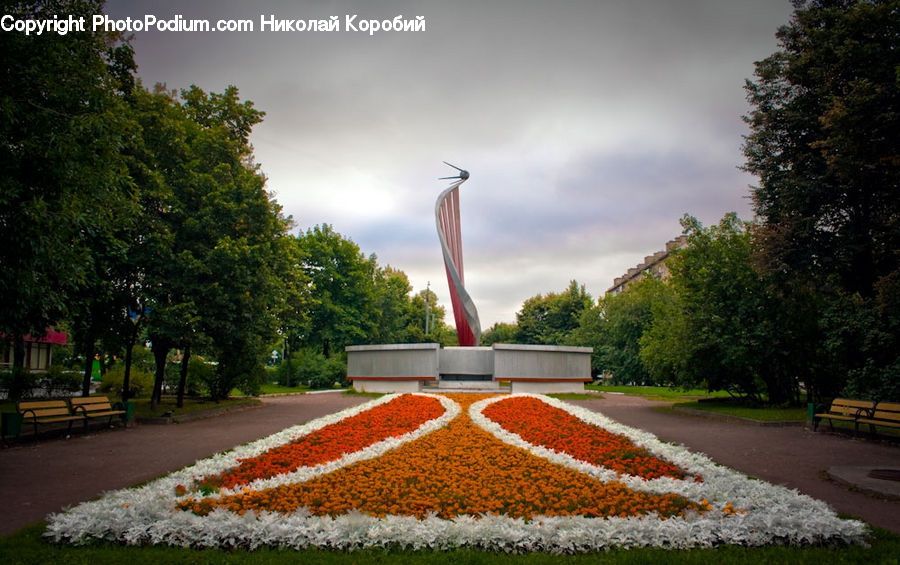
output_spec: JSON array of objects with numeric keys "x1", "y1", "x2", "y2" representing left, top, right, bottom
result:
[{"x1": 104, "y1": 0, "x2": 795, "y2": 330}]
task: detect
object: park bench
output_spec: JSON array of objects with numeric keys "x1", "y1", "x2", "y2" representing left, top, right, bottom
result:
[
  {"x1": 14, "y1": 399, "x2": 83, "y2": 439},
  {"x1": 69, "y1": 396, "x2": 127, "y2": 432},
  {"x1": 855, "y1": 401, "x2": 900, "y2": 437},
  {"x1": 812, "y1": 398, "x2": 874, "y2": 432}
]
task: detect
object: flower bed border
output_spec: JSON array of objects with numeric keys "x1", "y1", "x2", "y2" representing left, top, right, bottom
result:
[{"x1": 45, "y1": 393, "x2": 866, "y2": 552}]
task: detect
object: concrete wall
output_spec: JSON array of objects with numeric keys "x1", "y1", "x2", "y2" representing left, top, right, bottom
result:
[
  {"x1": 345, "y1": 342, "x2": 592, "y2": 393},
  {"x1": 439, "y1": 347, "x2": 493, "y2": 378},
  {"x1": 492, "y1": 344, "x2": 592, "y2": 381},
  {"x1": 346, "y1": 343, "x2": 439, "y2": 379},
  {"x1": 351, "y1": 379, "x2": 422, "y2": 393}
]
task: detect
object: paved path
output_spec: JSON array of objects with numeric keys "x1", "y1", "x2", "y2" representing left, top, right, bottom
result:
[
  {"x1": 571, "y1": 393, "x2": 900, "y2": 533},
  {"x1": 1, "y1": 392, "x2": 897, "y2": 536},
  {"x1": 0, "y1": 393, "x2": 369, "y2": 536}
]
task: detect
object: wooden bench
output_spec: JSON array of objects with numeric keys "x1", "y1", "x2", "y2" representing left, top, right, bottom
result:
[
  {"x1": 69, "y1": 396, "x2": 127, "y2": 432},
  {"x1": 855, "y1": 402, "x2": 900, "y2": 437},
  {"x1": 15, "y1": 399, "x2": 83, "y2": 438},
  {"x1": 813, "y1": 398, "x2": 874, "y2": 432}
]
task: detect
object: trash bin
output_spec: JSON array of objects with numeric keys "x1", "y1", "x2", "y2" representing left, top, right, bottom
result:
[
  {"x1": 2, "y1": 412, "x2": 23, "y2": 438},
  {"x1": 807, "y1": 402, "x2": 816, "y2": 423},
  {"x1": 119, "y1": 400, "x2": 136, "y2": 423}
]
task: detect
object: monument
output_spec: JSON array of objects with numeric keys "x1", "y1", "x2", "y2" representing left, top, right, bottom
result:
[
  {"x1": 347, "y1": 164, "x2": 592, "y2": 393},
  {"x1": 435, "y1": 162, "x2": 481, "y2": 346}
]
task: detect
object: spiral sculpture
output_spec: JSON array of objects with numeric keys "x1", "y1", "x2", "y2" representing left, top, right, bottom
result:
[{"x1": 435, "y1": 163, "x2": 482, "y2": 346}]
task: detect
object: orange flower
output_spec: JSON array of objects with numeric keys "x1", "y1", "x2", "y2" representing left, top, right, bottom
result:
[
  {"x1": 179, "y1": 394, "x2": 702, "y2": 520},
  {"x1": 482, "y1": 396, "x2": 696, "y2": 481},
  {"x1": 195, "y1": 394, "x2": 445, "y2": 491}
]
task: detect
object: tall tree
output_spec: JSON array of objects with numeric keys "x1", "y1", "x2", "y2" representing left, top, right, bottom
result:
[
  {"x1": 744, "y1": 0, "x2": 899, "y2": 297},
  {"x1": 516, "y1": 280, "x2": 591, "y2": 345},
  {"x1": 575, "y1": 277, "x2": 674, "y2": 385},
  {"x1": 743, "y1": 0, "x2": 900, "y2": 400},
  {"x1": 641, "y1": 214, "x2": 796, "y2": 403},
  {"x1": 296, "y1": 224, "x2": 378, "y2": 357},
  {"x1": 0, "y1": 0, "x2": 133, "y2": 370},
  {"x1": 371, "y1": 266, "x2": 415, "y2": 344}
]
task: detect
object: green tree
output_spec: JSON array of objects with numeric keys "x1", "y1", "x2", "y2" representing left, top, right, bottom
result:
[
  {"x1": 576, "y1": 278, "x2": 675, "y2": 384},
  {"x1": 516, "y1": 280, "x2": 591, "y2": 345},
  {"x1": 371, "y1": 266, "x2": 415, "y2": 344},
  {"x1": 180, "y1": 85, "x2": 287, "y2": 401},
  {"x1": 481, "y1": 322, "x2": 519, "y2": 345},
  {"x1": 642, "y1": 214, "x2": 796, "y2": 403},
  {"x1": 0, "y1": 0, "x2": 133, "y2": 373},
  {"x1": 296, "y1": 224, "x2": 378, "y2": 357},
  {"x1": 407, "y1": 288, "x2": 453, "y2": 344},
  {"x1": 742, "y1": 0, "x2": 899, "y2": 399}
]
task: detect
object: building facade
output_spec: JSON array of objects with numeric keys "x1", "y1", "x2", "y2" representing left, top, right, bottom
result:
[
  {"x1": 606, "y1": 235, "x2": 688, "y2": 296},
  {"x1": 1, "y1": 329, "x2": 68, "y2": 372}
]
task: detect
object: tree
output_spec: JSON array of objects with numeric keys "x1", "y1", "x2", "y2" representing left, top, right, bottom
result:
[
  {"x1": 481, "y1": 322, "x2": 519, "y2": 346},
  {"x1": 743, "y1": 0, "x2": 899, "y2": 400},
  {"x1": 516, "y1": 280, "x2": 591, "y2": 345},
  {"x1": 296, "y1": 225, "x2": 378, "y2": 357},
  {"x1": 178, "y1": 85, "x2": 288, "y2": 401},
  {"x1": 576, "y1": 278, "x2": 675, "y2": 384},
  {"x1": 0, "y1": 0, "x2": 134, "y2": 372},
  {"x1": 371, "y1": 266, "x2": 415, "y2": 344},
  {"x1": 407, "y1": 288, "x2": 453, "y2": 344},
  {"x1": 641, "y1": 214, "x2": 797, "y2": 403}
]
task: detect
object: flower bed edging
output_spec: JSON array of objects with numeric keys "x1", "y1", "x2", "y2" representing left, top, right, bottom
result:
[{"x1": 44, "y1": 393, "x2": 867, "y2": 552}]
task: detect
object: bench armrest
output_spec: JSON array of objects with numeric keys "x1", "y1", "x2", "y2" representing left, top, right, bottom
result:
[
  {"x1": 71, "y1": 405, "x2": 88, "y2": 416},
  {"x1": 20, "y1": 409, "x2": 39, "y2": 421}
]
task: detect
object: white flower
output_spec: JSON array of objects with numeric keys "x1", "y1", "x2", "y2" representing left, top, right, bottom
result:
[{"x1": 44, "y1": 393, "x2": 867, "y2": 552}]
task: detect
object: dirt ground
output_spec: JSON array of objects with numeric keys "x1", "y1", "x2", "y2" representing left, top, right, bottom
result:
[{"x1": 1, "y1": 391, "x2": 897, "y2": 536}]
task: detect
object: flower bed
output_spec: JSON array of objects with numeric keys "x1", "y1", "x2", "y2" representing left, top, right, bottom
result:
[{"x1": 45, "y1": 393, "x2": 866, "y2": 552}]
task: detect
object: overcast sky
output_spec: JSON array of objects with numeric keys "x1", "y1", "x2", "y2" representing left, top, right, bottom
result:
[{"x1": 104, "y1": 0, "x2": 794, "y2": 329}]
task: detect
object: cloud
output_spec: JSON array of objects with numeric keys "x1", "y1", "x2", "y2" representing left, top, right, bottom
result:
[{"x1": 105, "y1": 0, "x2": 792, "y2": 327}]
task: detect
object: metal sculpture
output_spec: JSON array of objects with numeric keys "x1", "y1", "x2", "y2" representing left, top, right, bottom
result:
[{"x1": 435, "y1": 162, "x2": 482, "y2": 346}]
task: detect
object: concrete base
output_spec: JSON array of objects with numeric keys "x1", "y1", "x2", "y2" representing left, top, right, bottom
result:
[
  {"x1": 351, "y1": 380, "x2": 422, "y2": 393},
  {"x1": 509, "y1": 380, "x2": 587, "y2": 394},
  {"x1": 437, "y1": 380, "x2": 501, "y2": 391}
]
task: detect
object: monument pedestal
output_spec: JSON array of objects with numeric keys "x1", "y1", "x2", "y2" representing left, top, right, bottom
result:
[{"x1": 347, "y1": 343, "x2": 592, "y2": 393}]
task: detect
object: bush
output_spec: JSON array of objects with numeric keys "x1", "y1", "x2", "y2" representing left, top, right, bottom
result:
[
  {"x1": 38, "y1": 365, "x2": 80, "y2": 396},
  {"x1": 0, "y1": 368, "x2": 37, "y2": 401},
  {"x1": 301, "y1": 351, "x2": 347, "y2": 390},
  {"x1": 98, "y1": 364, "x2": 155, "y2": 398}
]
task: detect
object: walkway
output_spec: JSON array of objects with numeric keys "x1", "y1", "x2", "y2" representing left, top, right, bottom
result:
[
  {"x1": 0, "y1": 391, "x2": 897, "y2": 536},
  {"x1": 571, "y1": 393, "x2": 899, "y2": 533}
]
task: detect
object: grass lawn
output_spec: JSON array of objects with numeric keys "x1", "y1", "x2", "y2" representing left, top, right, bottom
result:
[
  {"x1": 673, "y1": 400, "x2": 807, "y2": 422},
  {"x1": 131, "y1": 396, "x2": 261, "y2": 420},
  {"x1": 2, "y1": 522, "x2": 897, "y2": 564},
  {"x1": 585, "y1": 385, "x2": 732, "y2": 402}
]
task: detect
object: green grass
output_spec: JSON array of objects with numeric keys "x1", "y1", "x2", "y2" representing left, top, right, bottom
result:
[
  {"x1": 548, "y1": 393, "x2": 602, "y2": 401},
  {"x1": 673, "y1": 400, "x2": 807, "y2": 422},
  {"x1": 131, "y1": 396, "x2": 260, "y2": 419},
  {"x1": 256, "y1": 383, "x2": 309, "y2": 395},
  {"x1": 2, "y1": 522, "x2": 898, "y2": 564},
  {"x1": 585, "y1": 385, "x2": 732, "y2": 402}
]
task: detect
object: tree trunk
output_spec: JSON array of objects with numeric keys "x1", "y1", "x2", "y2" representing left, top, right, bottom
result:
[
  {"x1": 122, "y1": 324, "x2": 138, "y2": 403},
  {"x1": 177, "y1": 345, "x2": 191, "y2": 408},
  {"x1": 151, "y1": 340, "x2": 169, "y2": 411},
  {"x1": 12, "y1": 334, "x2": 25, "y2": 371},
  {"x1": 81, "y1": 348, "x2": 93, "y2": 397}
]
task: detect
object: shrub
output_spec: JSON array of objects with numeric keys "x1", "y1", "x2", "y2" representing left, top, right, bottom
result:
[
  {"x1": 98, "y1": 364, "x2": 155, "y2": 398},
  {"x1": 39, "y1": 365, "x2": 80, "y2": 396},
  {"x1": 0, "y1": 368, "x2": 37, "y2": 401}
]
